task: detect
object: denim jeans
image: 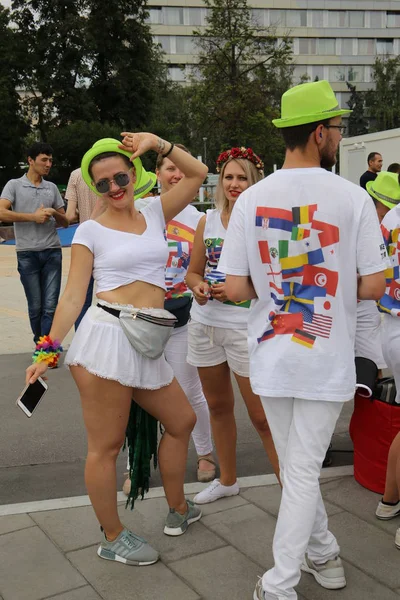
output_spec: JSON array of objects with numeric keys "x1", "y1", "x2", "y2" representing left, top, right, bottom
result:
[
  {"x1": 75, "y1": 276, "x2": 94, "y2": 330},
  {"x1": 17, "y1": 248, "x2": 62, "y2": 343}
]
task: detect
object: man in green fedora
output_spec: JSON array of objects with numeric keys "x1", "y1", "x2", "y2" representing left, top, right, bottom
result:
[
  {"x1": 367, "y1": 171, "x2": 400, "y2": 223},
  {"x1": 218, "y1": 80, "x2": 387, "y2": 599}
]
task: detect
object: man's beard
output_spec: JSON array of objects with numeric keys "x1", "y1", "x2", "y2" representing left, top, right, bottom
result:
[{"x1": 320, "y1": 145, "x2": 337, "y2": 170}]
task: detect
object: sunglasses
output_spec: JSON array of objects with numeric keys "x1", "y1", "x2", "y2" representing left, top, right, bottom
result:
[{"x1": 94, "y1": 172, "x2": 130, "y2": 194}]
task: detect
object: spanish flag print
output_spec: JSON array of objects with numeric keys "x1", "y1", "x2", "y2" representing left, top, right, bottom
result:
[{"x1": 166, "y1": 221, "x2": 195, "y2": 243}]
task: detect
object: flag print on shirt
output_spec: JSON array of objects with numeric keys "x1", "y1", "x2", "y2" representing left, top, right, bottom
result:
[
  {"x1": 205, "y1": 237, "x2": 251, "y2": 308},
  {"x1": 377, "y1": 222, "x2": 400, "y2": 316},
  {"x1": 255, "y1": 204, "x2": 339, "y2": 348},
  {"x1": 165, "y1": 220, "x2": 196, "y2": 300}
]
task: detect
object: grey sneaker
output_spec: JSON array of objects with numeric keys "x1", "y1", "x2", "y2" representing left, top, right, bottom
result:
[
  {"x1": 301, "y1": 554, "x2": 346, "y2": 589},
  {"x1": 253, "y1": 578, "x2": 266, "y2": 599},
  {"x1": 97, "y1": 527, "x2": 159, "y2": 566},
  {"x1": 163, "y1": 499, "x2": 202, "y2": 536},
  {"x1": 376, "y1": 500, "x2": 400, "y2": 520},
  {"x1": 395, "y1": 527, "x2": 400, "y2": 549}
]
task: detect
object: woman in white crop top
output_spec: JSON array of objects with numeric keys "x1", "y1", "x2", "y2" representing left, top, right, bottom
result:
[
  {"x1": 26, "y1": 133, "x2": 208, "y2": 565},
  {"x1": 186, "y1": 148, "x2": 280, "y2": 506}
]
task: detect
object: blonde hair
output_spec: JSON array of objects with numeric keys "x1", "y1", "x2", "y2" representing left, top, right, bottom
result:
[{"x1": 215, "y1": 158, "x2": 263, "y2": 212}]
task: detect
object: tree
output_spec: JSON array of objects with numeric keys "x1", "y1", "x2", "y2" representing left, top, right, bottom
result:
[
  {"x1": 346, "y1": 82, "x2": 369, "y2": 137},
  {"x1": 185, "y1": 0, "x2": 293, "y2": 172},
  {"x1": 0, "y1": 5, "x2": 30, "y2": 185},
  {"x1": 365, "y1": 56, "x2": 400, "y2": 132},
  {"x1": 85, "y1": 0, "x2": 165, "y2": 129}
]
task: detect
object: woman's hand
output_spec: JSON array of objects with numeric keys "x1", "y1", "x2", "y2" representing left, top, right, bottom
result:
[
  {"x1": 26, "y1": 362, "x2": 48, "y2": 385},
  {"x1": 211, "y1": 282, "x2": 228, "y2": 303},
  {"x1": 119, "y1": 132, "x2": 162, "y2": 159},
  {"x1": 193, "y1": 282, "x2": 210, "y2": 306}
]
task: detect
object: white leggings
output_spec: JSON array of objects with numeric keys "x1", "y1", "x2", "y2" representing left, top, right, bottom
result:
[
  {"x1": 260, "y1": 396, "x2": 343, "y2": 600},
  {"x1": 165, "y1": 325, "x2": 213, "y2": 456}
]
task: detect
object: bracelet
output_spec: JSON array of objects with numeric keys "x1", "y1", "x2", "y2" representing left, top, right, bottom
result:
[
  {"x1": 162, "y1": 142, "x2": 175, "y2": 158},
  {"x1": 32, "y1": 335, "x2": 63, "y2": 368}
]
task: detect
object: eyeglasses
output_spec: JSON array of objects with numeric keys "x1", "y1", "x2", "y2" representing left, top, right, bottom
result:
[
  {"x1": 324, "y1": 125, "x2": 346, "y2": 134},
  {"x1": 94, "y1": 172, "x2": 130, "y2": 194}
]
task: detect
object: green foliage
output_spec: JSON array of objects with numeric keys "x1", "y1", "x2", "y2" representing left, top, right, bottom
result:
[
  {"x1": 0, "y1": 5, "x2": 30, "y2": 184},
  {"x1": 346, "y1": 82, "x2": 369, "y2": 137},
  {"x1": 185, "y1": 0, "x2": 294, "y2": 171},
  {"x1": 365, "y1": 57, "x2": 400, "y2": 132}
]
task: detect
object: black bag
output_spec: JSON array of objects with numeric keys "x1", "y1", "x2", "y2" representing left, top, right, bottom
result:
[{"x1": 164, "y1": 296, "x2": 193, "y2": 328}]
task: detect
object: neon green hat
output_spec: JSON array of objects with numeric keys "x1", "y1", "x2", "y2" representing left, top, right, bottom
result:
[
  {"x1": 272, "y1": 80, "x2": 352, "y2": 128},
  {"x1": 134, "y1": 168, "x2": 157, "y2": 200},
  {"x1": 366, "y1": 171, "x2": 400, "y2": 209},
  {"x1": 81, "y1": 138, "x2": 144, "y2": 198}
]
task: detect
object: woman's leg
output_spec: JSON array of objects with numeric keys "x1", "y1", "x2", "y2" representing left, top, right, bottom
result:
[
  {"x1": 234, "y1": 372, "x2": 281, "y2": 485},
  {"x1": 383, "y1": 432, "x2": 400, "y2": 504},
  {"x1": 70, "y1": 366, "x2": 132, "y2": 540},
  {"x1": 133, "y1": 377, "x2": 196, "y2": 514},
  {"x1": 164, "y1": 326, "x2": 214, "y2": 473},
  {"x1": 197, "y1": 362, "x2": 237, "y2": 486}
]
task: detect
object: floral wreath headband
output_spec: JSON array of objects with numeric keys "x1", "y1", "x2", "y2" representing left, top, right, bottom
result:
[{"x1": 216, "y1": 147, "x2": 264, "y2": 173}]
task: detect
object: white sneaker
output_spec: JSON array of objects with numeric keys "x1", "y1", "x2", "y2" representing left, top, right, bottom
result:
[
  {"x1": 193, "y1": 479, "x2": 239, "y2": 505},
  {"x1": 395, "y1": 528, "x2": 400, "y2": 549},
  {"x1": 376, "y1": 500, "x2": 400, "y2": 520},
  {"x1": 301, "y1": 554, "x2": 346, "y2": 589}
]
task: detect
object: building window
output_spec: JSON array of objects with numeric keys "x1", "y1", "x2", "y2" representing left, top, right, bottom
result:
[
  {"x1": 164, "y1": 7, "x2": 184, "y2": 26},
  {"x1": 329, "y1": 66, "x2": 346, "y2": 82},
  {"x1": 340, "y1": 39, "x2": 354, "y2": 55},
  {"x1": 175, "y1": 36, "x2": 196, "y2": 54},
  {"x1": 311, "y1": 66, "x2": 324, "y2": 81},
  {"x1": 147, "y1": 8, "x2": 162, "y2": 25},
  {"x1": 293, "y1": 65, "x2": 308, "y2": 83},
  {"x1": 286, "y1": 10, "x2": 307, "y2": 27},
  {"x1": 310, "y1": 10, "x2": 324, "y2": 28},
  {"x1": 157, "y1": 36, "x2": 172, "y2": 53},
  {"x1": 347, "y1": 66, "x2": 364, "y2": 82},
  {"x1": 168, "y1": 66, "x2": 186, "y2": 82},
  {"x1": 299, "y1": 38, "x2": 316, "y2": 54},
  {"x1": 387, "y1": 11, "x2": 400, "y2": 27},
  {"x1": 377, "y1": 39, "x2": 394, "y2": 54},
  {"x1": 328, "y1": 11, "x2": 348, "y2": 28},
  {"x1": 358, "y1": 39, "x2": 375, "y2": 55},
  {"x1": 251, "y1": 9, "x2": 266, "y2": 26},
  {"x1": 318, "y1": 39, "x2": 335, "y2": 54},
  {"x1": 184, "y1": 8, "x2": 204, "y2": 26},
  {"x1": 269, "y1": 10, "x2": 286, "y2": 27},
  {"x1": 349, "y1": 11, "x2": 365, "y2": 28},
  {"x1": 369, "y1": 11, "x2": 383, "y2": 28}
]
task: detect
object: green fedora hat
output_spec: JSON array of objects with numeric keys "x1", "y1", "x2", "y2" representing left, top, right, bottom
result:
[
  {"x1": 134, "y1": 167, "x2": 157, "y2": 201},
  {"x1": 81, "y1": 138, "x2": 143, "y2": 198},
  {"x1": 367, "y1": 171, "x2": 400, "y2": 209},
  {"x1": 273, "y1": 80, "x2": 352, "y2": 128}
]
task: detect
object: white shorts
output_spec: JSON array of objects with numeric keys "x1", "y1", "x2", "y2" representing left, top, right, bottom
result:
[
  {"x1": 355, "y1": 300, "x2": 386, "y2": 369},
  {"x1": 65, "y1": 303, "x2": 174, "y2": 389},
  {"x1": 187, "y1": 319, "x2": 249, "y2": 377},
  {"x1": 382, "y1": 315, "x2": 400, "y2": 403}
]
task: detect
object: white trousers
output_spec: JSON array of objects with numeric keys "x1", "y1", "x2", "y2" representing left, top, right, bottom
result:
[
  {"x1": 381, "y1": 315, "x2": 400, "y2": 404},
  {"x1": 260, "y1": 397, "x2": 343, "y2": 600},
  {"x1": 165, "y1": 325, "x2": 213, "y2": 456}
]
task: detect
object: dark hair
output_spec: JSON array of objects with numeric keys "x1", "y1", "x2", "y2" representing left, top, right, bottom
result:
[
  {"x1": 368, "y1": 152, "x2": 381, "y2": 165},
  {"x1": 280, "y1": 119, "x2": 331, "y2": 151},
  {"x1": 27, "y1": 142, "x2": 53, "y2": 161},
  {"x1": 156, "y1": 143, "x2": 190, "y2": 170},
  {"x1": 88, "y1": 151, "x2": 132, "y2": 179},
  {"x1": 388, "y1": 163, "x2": 400, "y2": 174}
]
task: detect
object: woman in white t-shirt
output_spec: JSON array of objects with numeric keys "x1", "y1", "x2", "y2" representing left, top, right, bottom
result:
[
  {"x1": 26, "y1": 134, "x2": 208, "y2": 565},
  {"x1": 186, "y1": 147, "x2": 280, "y2": 504}
]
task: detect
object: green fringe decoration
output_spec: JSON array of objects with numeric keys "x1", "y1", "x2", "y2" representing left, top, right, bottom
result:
[{"x1": 124, "y1": 399, "x2": 159, "y2": 510}]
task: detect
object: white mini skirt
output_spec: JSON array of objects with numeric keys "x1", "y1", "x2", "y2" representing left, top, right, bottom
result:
[{"x1": 65, "y1": 302, "x2": 174, "y2": 389}]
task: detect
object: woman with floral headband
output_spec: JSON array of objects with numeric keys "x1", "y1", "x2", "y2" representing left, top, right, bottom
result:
[{"x1": 186, "y1": 147, "x2": 280, "y2": 504}]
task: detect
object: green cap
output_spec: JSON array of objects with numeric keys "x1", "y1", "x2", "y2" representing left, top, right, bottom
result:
[
  {"x1": 272, "y1": 80, "x2": 352, "y2": 128},
  {"x1": 81, "y1": 138, "x2": 144, "y2": 199},
  {"x1": 57, "y1": 184, "x2": 67, "y2": 192},
  {"x1": 366, "y1": 171, "x2": 400, "y2": 209}
]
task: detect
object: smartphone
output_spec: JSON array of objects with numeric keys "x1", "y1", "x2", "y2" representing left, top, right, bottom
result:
[{"x1": 16, "y1": 377, "x2": 48, "y2": 417}]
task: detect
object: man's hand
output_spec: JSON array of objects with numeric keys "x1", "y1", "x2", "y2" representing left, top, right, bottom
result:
[
  {"x1": 192, "y1": 281, "x2": 210, "y2": 306},
  {"x1": 32, "y1": 205, "x2": 51, "y2": 224},
  {"x1": 211, "y1": 282, "x2": 228, "y2": 303}
]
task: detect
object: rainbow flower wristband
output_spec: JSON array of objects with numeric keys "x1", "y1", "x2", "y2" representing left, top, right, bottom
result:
[{"x1": 32, "y1": 335, "x2": 63, "y2": 368}]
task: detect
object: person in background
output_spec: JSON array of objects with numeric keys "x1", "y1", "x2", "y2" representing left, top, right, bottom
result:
[
  {"x1": 367, "y1": 171, "x2": 400, "y2": 223},
  {"x1": 360, "y1": 152, "x2": 383, "y2": 190},
  {"x1": 0, "y1": 142, "x2": 68, "y2": 343},
  {"x1": 186, "y1": 147, "x2": 280, "y2": 506},
  {"x1": 123, "y1": 144, "x2": 214, "y2": 492},
  {"x1": 387, "y1": 163, "x2": 400, "y2": 174},
  {"x1": 217, "y1": 80, "x2": 386, "y2": 600}
]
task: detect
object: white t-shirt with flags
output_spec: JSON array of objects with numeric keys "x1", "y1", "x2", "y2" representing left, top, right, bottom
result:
[
  {"x1": 190, "y1": 208, "x2": 251, "y2": 329},
  {"x1": 218, "y1": 168, "x2": 387, "y2": 402},
  {"x1": 378, "y1": 205, "x2": 400, "y2": 317}
]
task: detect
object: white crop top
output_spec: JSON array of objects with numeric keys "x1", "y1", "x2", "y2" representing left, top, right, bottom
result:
[{"x1": 72, "y1": 197, "x2": 168, "y2": 293}]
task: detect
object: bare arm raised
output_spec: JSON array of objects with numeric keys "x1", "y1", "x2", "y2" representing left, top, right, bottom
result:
[{"x1": 119, "y1": 132, "x2": 208, "y2": 222}]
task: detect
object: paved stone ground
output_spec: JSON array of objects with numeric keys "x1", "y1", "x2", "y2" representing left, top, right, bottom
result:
[{"x1": 0, "y1": 476, "x2": 399, "y2": 600}]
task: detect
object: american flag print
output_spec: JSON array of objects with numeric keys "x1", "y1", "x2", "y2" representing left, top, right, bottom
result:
[{"x1": 302, "y1": 312, "x2": 332, "y2": 339}]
